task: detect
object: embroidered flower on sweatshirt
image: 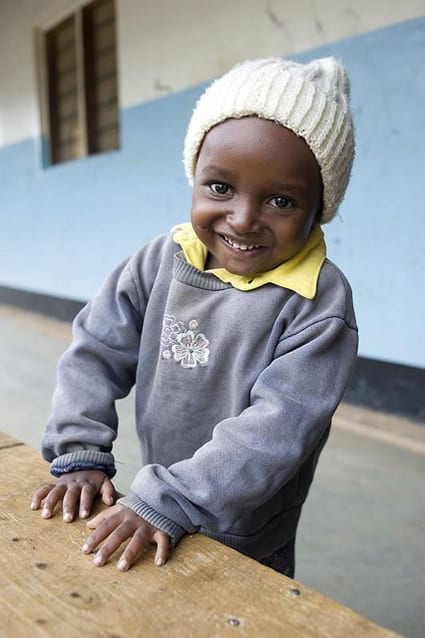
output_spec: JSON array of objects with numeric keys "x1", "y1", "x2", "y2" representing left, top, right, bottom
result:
[
  {"x1": 161, "y1": 314, "x2": 209, "y2": 368},
  {"x1": 161, "y1": 314, "x2": 186, "y2": 347},
  {"x1": 172, "y1": 330, "x2": 209, "y2": 368}
]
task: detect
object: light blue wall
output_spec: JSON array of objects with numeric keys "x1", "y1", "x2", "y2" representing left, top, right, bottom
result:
[
  {"x1": 0, "y1": 89, "x2": 197, "y2": 299},
  {"x1": 300, "y1": 18, "x2": 425, "y2": 369},
  {"x1": 1, "y1": 18, "x2": 424, "y2": 368}
]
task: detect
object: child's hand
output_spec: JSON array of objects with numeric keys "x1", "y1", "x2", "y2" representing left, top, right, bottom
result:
[
  {"x1": 82, "y1": 504, "x2": 171, "y2": 571},
  {"x1": 30, "y1": 470, "x2": 116, "y2": 522}
]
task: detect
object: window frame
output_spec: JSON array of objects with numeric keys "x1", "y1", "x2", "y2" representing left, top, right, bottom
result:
[{"x1": 35, "y1": 0, "x2": 120, "y2": 167}]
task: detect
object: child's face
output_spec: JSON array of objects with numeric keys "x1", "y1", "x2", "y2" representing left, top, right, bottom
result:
[{"x1": 191, "y1": 116, "x2": 323, "y2": 275}]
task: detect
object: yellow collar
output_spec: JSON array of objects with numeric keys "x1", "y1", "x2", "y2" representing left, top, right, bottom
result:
[{"x1": 172, "y1": 223, "x2": 326, "y2": 299}]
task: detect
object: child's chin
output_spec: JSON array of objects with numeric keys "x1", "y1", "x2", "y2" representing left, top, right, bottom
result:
[{"x1": 228, "y1": 266, "x2": 258, "y2": 277}]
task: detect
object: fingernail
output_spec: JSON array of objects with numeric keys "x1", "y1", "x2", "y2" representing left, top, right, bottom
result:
[
  {"x1": 81, "y1": 544, "x2": 89, "y2": 553},
  {"x1": 80, "y1": 510, "x2": 89, "y2": 519},
  {"x1": 30, "y1": 502, "x2": 37, "y2": 510},
  {"x1": 117, "y1": 559, "x2": 128, "y2": 571},
  {"x1": 155, "y1": 557, "x2": 164, "y2": 566},
  {"x1": 63, "y1": 512, "x2": 72, "y2": 523},
  {"x1": 93, "y1": 554, "x2": 103, "y2": 566},
  {"x1": 41, "y1": 508, "x2": 49, "y2": 518}
]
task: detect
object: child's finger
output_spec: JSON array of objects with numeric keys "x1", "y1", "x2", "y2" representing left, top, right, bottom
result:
[
  {"x1": 62, "y1": 484, "x2": 83, "y2": 522},
  {"x1": 153, "y1": 531, "x2": 171, "y2": 567},
  {"x1": 85, "y1": 515, "x2": 131, "y2": 566},
  {"x1": 30, "y1": 483, "x2": 55, "y2": 510},
  {"x1": 116, "y1": 530, "x2": 149, "y2": 571},
  {"x1": 39, "y1": 484, "x2": 67, "y2": 518},
  {"x1": 86, "y1": 504, "x2": 122, "y2": 529},
  {"x1": 100, "y1": 478, "x2": 116, "y2": 506},
  {"x1": 82, "y1": 507, "x2": 123, "y2": 553},
  {"x1": 92, "y1": 533, "x2": 122, "y2": 566},
  {"x1": 79, "y1": 482, "x2": 100, "y2": 518}
]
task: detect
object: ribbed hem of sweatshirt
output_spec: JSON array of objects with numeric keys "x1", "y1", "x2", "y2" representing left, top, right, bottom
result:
[
  {"x1": 50, "y1": 451, "x2": 116, "y2": 478},
  {"x1": 117, "y1": 494, "x2": 186, "y2": 547}
]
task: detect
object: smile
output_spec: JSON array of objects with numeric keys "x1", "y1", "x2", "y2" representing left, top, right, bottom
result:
[{"x1": 222, "y1": 235, "x2": 261, "y2": 251}]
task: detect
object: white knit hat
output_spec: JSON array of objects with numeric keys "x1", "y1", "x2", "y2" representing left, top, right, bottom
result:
[{"x1": 183, "y1": 57, "x2": 355, "y2": 223}]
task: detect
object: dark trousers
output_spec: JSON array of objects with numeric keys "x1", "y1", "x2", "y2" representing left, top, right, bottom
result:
[{"x1": 258, "y1": 538, "x2": 295, "y2": 578}]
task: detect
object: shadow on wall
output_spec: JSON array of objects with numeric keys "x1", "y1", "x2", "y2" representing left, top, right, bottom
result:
[{"x1": 344, "y1": 357, "x2": 425, "y2": 424}]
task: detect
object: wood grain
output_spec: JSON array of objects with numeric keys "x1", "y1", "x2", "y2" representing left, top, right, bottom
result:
[{"x1": 0, "y1": 435, "x2": 399, "y2": 637}]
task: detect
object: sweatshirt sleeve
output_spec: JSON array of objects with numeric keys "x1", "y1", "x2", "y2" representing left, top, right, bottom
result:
[
  {"x1": 41, "y1": 232, "x2": 172, "y2": 475},
  {"x1": 119, "y1": 310, "x2": 358, "y2": 542},
  {"x1": 41, "y1": 261, "x2": 142, "y2": 475}
]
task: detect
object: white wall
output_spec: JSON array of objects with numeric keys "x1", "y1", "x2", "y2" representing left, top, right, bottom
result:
[
  {"x1": 118, "y1": 0, "x2": 425, "y2": 107},
  {"x1": 1, "y1": 0, "x2": 424, "y2": 145}
]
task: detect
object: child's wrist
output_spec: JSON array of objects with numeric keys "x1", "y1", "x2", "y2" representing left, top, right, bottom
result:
[
  {"x1": 118, "y1": 494, "x2": 186, "y2": 546},
  {"x1": 50, "y1": 450, "x2": 116, "y2": 478}
]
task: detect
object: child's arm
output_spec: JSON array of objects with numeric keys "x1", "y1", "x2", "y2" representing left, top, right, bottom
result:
[
  {"x1": 40, "y1": 260, "x2": 142, "y2": 474},
  {"x1": 31, "y1": 235, "x2": 174, "y2": 569},
  {"x1": 40, "y1": 233, "x2": 171, "y2": 478}
]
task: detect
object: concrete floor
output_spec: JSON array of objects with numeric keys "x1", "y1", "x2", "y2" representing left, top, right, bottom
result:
[{"x1": 1, "y1": 303, "x2": 424, "y2": 637}]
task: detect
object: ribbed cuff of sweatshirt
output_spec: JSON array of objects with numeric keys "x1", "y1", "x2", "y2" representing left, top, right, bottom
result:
[
  {"x1": 50, "y1": 451, "x2": 116, "y2": 478},
  {"x1": 117, "y1": 494, "x2": 186, "y2": 547}
]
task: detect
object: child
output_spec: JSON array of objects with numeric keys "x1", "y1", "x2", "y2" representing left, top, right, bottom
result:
[{"x1": 31, "y1": 57, "x2": 358, "y2": 577}]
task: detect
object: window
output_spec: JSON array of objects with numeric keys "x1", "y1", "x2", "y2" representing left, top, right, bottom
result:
[{"x1": 42, "y1": 0, "x2": 119, "y2": 165}]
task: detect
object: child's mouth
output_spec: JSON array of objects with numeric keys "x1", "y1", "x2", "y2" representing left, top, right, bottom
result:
[{"x1": 222, "y1": 235, "x2": 261, "y2": 252}]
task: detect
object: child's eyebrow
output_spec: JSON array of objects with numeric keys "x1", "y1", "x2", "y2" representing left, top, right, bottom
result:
[
  {"x1": 268, "y1": 180, "x2": 310, "y2": 194},
  {"x1": 199, "y1": 164, "x2": 237, "y2": 179}
]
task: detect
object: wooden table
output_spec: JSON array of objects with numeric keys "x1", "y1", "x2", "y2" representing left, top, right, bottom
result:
[{"x1": 0, "y1": 432, "x2": 399, "y2": 637}]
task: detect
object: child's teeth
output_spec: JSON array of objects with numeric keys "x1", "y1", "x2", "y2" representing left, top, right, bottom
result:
[{"x1": 224, "y1": 236, "x2": 258, "y2": 251}]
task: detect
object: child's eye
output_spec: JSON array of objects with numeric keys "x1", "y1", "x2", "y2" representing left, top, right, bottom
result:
[
  {"x1": 270, "y1": 195, "x2": 293, "y2": 209},
  {"x1": 210, "y1": 182, "x2": 230, "y2": 195}
]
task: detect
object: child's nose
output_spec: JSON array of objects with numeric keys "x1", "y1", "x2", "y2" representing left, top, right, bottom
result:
[{"x1": 227, "y1": 198, "x2": 260, "y2": 234}]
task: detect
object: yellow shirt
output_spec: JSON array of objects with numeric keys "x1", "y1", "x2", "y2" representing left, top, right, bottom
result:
[{"x1": 172, "y1": 223, "x2": 326, "y2": 299}]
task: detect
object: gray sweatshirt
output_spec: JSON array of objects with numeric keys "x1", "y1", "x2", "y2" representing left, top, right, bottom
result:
[{"x1": 42, "y1": 229, "x2": 358, "y2": 559}]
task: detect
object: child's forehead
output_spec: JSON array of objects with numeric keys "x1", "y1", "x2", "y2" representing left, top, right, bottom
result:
[
  {"x1": 199, "y1": 116, "x2": 320, "y2": 179},
  {"x1": 204, "y1": 115, "x2": 281, "y2": 140},
  {"x1": 195, "y1": 120, "x2": 322, "y2": 202},
  {"x1": 201, "y1": 116, "x2": 304, "y2": 153}
]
